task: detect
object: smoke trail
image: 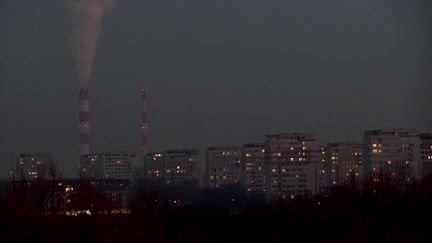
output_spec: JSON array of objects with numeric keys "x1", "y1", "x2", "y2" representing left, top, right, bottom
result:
[{"x1": 70, "y1": 0, "x2": 116, "y2": 84}]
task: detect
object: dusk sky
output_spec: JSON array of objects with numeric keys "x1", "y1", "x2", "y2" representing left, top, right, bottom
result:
[{"x1": 1, "y1": 0, "x2": 431, "y2": 176}]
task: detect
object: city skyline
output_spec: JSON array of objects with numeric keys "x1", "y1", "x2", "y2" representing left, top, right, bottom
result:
[
  {"x1": 10, "y1": 129, "x2": 432, "y2": 202},
  {"x1": 1, "y1": 1, "x2": 432, "y2": 241},
  {"x1": 9, "y1": 128, "x2": 432, "y2": 180},
  {"x1": 1, "y1": 0, "x2": 431, "y2": 176}
]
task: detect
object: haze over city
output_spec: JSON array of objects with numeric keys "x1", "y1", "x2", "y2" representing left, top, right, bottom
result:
[
  {"x1": 1, "y1": 0, "x2": 431, "y2": 176},
  {"x1": 2, "y1": 1, "x2": 432, "y2": 242}
]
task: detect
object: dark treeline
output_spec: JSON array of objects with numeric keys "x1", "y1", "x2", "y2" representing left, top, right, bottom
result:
[{"x1": 1, "y1": 176, "x2": 432, "y2": 242}]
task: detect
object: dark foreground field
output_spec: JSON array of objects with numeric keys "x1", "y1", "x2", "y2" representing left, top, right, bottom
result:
[
  {"x1": 1, "y1": 177, "x2": 432, "y2": 242},
  {"x1": 1, "y1": 193, "x2": 431, "y2": 242}
]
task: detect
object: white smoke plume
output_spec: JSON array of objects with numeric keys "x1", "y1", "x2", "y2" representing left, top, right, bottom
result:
[{"x1": 70, "y1": 0, "x2": 116, "y2": 84}]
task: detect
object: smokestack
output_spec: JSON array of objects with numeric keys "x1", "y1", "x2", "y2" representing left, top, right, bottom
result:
[
  {"x1": 79, "y1": 86, "x2": 90, "y2": 155},
  {"x1": 69, "y1": 0, "x2": 117, "y2": 156},
  {"x1": 141, "y1": 88, "x2": 149, "y2": 156}
]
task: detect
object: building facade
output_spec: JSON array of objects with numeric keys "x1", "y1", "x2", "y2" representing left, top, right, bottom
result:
[
  {"x1": 318, "y1": 145, "x2": 328, "y2": 193},
  {"x1": 79, "y1": 152, "x2": 137, "y2": 180},
  {"x1": 265, "y1": 133, "x2": 320, "y2": 200},
  {"x1": 326, "y1": 142, "x2": 363, "y2": 187},
  {"x1": 420, "y1": 133, "x2": 432, "y2": 177},
  {"x1": 14, "y1": 152, "x2": 55, "y2": 180},
  {"x1": 241, "y1": 143, "x2": 266, "y2": 193},
  {"x1": 363, "y1": 129, "x2": 421, "y2": 187},
  {"x1": 164, "y1": 149, "x2": 199, "y2": 185},
  {"x1": 143, "y1": 149, "x2": 200, "y2": 185},
  {"x1": 143, "y1": 152, "x2": 164, "y2": 182},
  {"x1": 206, "y1": 146, "x2": 241, "y2": 189}
]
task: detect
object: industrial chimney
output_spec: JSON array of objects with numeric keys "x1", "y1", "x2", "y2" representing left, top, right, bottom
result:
[
  {"x1": 79, "y1": 86, "x2": 90, "y2": 155},
  {"x1": 141, "y1": 88, "x2": 149, "y2": 156}
]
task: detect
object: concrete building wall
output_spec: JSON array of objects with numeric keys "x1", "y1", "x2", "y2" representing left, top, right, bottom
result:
[
  {"x1": 264, "y1": 133, "x2": 320, "y2": 200},
  {"x1": 143, "y1": 149, "x2": 200, "y2": 185},
  {"x1": 206, "y1": 146, "x2": 241, "y2": 189},
  {"x1": 326, "y1": 142, "x2": 363, "y2": 187},
  {"x1": 79, "y1": 152, "x2": 136, "y2": 180},
  {"x1": 241, "y1": 143, "x2": 266, "y2": 193},
  {"x1": 14, "y1": 152, "x2": 55, "y2": 180},
  {"x1": 143, "y1": 152, "x2": 164, "y2": 182},
  {"x1": 318, "y1": 145, "x2": 328, "y2": 193},
  {"x1": 420, "y1": 133, "x2": 432, "y2": 177},
  {"x1": 164, "y1": 149, "x2": 199, "y2": 185},
  {"x1": 363, "y1": 129, "x2": 421, "y2": 187}
]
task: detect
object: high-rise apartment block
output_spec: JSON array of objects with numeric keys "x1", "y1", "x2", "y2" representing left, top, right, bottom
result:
[
  {"x1": 241, "y1": 143, "x2": 266, "y2": 193},
  {"x1": 363, "y1": 129, "x2": 421, "y2": 186},
  {"x1": 204, "y1": 134, "x2": 328, "y2": 198},
  {"x1": 79, "y1": 152, "x2": 137, "y2": 180},
  {"x1": 420, "y1": 133, "x2": 432, "y2": 177},
  {"x1": 164, "y1": 149, "x2": 199, "y2": 185},
  {"x1": 14, "y1": 153, "x2": 55, "y2": 180},
  {"x1": 326, "y1": 142, "x2": 363, "y2": 186},
  {"x1": 265, "y1": 133, "x2": 320, "y2": 199},
  {"x1": 144, "y1": 149, "x2": 199, "y2": 185},
  {"x1": 144, "y1": 152, "x2": 164, "y2": 180},
  {"x1": 206, "y1": 146, "x2": 241, "y2": 189},
  {"x1": 317, "y1": 146, "x2": 328, "y2": 193}
]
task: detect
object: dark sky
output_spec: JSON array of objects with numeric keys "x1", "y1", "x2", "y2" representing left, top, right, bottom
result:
[{"x1": 1, "y1": 0, "x2": 431, "y2": 176}]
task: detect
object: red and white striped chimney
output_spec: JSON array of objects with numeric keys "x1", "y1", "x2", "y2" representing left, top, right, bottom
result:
[
  {"x1": 79, "y1": 86, "x2": 90, "y2": 155},
  {"x1": 141, "y1": 88, "x2": 149, "y2": 156}
]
